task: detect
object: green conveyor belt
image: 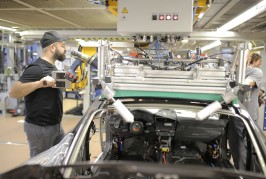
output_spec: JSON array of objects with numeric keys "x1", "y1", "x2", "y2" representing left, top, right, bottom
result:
[{"x1": 114, "y1": 90, "x2": 223, "y2": 101}]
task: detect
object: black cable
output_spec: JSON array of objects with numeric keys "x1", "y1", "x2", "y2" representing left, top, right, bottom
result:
[
  {"x1": 183, "y1": 52, "x2": 235, "y2": 69},
  {"x1": 75, "y1": 64, "x2": 86, "y2": 83},
  {"x1": 109, "y1": 48, "x2": 125, "y2": 61},
  {"x1": 135, "y1": 46, "x2": 153, "y2": 64},
  {"x1": 135, "y1": 46, "x2": 148, "y2": 58}
]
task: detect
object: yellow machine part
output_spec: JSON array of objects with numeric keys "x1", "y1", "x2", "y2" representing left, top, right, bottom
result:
[
  {"x1": 107, "y1": 0, "x2": 209, "y2": 21},
  {"x1": 107, "y1": 0, "x2": 118, "y2": 16},
  {"x1": 68, "y1": 47, "x2": 97, "y2": 90},
  {"x1": 194, "y1": 0, "x2": 210, "y2": 22},
  {"x1": 161, "y1": 147, "x2": 170, "y2": 152}
]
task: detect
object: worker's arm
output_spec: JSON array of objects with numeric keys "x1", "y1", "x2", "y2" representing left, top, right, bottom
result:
[
  {"x1": 244, "y1": 68, "x2": 263, "y2": 88},
  {"x1": 9, "y1": 76, "x2": 56, "y2": 98},
  {"x1": 244, "y1": 79, "x2": 256, "y2": 87}
]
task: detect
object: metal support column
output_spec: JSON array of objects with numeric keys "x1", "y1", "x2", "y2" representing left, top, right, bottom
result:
[{"x1": 236, "y1": 42, "x2": 251, "y2": 84}]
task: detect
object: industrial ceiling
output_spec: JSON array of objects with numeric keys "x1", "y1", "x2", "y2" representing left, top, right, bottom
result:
[{"x1": 0, "y1": 0, "x2": 266, "y2": 50}]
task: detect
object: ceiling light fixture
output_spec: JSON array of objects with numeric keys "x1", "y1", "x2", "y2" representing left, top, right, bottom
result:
[
  {"x1": 181, "y1": 39, "x2": 189, "y2": 43},
  {"x1": 75, "y1": 38, "x2": 85, "y2": 42},
  {"x1": 198, "y1": 12, "x2": 205, "y2": 19},
  {"x1": 217, "y1": 0, "x2": 266, "y2": 32},
  {"x1": 252, "y1": 46, "x2": 264, "y2": 50},
  {"x1": 206, "y1": 0, "x2": 211, "y2": 8},
  {"x1": 87, "y1": 0, "x2": 105, "y2": 5},
  {"x1": 0, "y1": 26, "x2": 17, "y2": 32},
  {"x1": 201, "y1": 40, "x2": 222, "y2": 52}
]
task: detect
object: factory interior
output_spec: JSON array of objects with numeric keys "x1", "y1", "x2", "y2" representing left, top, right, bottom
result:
[{"x1": 1, "y1": 0, "x2": 266, "y2": 178}]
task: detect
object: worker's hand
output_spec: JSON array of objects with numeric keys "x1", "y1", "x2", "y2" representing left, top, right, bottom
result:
[
  {"x1": 40, "y1": 76, "x2": 56, "y2": 88},
  {"x1": 243, "y1": 79, "x2": 255, "y2": 86}
]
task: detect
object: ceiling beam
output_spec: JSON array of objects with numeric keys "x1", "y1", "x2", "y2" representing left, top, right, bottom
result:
[
  {"x1": 18, "y1": 30, "x2": 123, "y2": 40},
  {"x1": 204, "y1": 0, "x2": 240, "y2": 28},
  {"x1": 12, "y1": 0, "x2": 82, "y2": 28},
  {"x1": 18, "y1": 30, "x2": 266, "y2": 41},
  {"x1": 188, "y1": 31, "x2": 266, "y2": 41},
  {"x1": 0, "y1": 18, "x2": 30, "y2": 27},
  {"x1": 242, "y1": 20, "x2": 266, "y2": 32},
  {"x1": 0, "y1": 7, "x2": 105, "y2": 11}
]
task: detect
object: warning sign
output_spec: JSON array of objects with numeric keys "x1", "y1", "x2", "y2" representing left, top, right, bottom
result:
[{"x1": 122, "y1": 7, "x2": 128, "y2": 14}]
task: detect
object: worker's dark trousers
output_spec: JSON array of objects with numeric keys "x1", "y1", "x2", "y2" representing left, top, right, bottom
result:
[
  {"x1": 24, "y1": 121, "x2": 65, "y2": 158},
  {"x1": 228, "y1": 117, "x2": 246, "y2": 170}
]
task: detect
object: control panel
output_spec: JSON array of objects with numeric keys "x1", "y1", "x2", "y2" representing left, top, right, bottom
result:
[{"x1": 117, "y1": 0, "x2": 193, "y2": 35}]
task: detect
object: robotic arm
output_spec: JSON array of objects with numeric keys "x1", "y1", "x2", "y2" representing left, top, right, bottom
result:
[
  {"x1": 65, "y1": 50, "x2": 97, "y2": 83},
  {"x1": 65, "y1": 58, "x2": 83, "y2": 82},
  {"x1": 196, "y1": 86, "x2": 240, "y2": 120},
  {"x1": 67, "y1": 50, "x2": 134, "y2": 123}
]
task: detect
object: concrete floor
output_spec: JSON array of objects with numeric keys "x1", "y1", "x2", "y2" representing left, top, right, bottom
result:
[{"x1": 0, "y1": 99, "x2": 82, "y2": 174}]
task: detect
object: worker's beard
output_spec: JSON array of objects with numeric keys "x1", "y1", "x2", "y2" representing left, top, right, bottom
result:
[{"x1": 53, "y1": 48, "x2": 66, "y2": 62}]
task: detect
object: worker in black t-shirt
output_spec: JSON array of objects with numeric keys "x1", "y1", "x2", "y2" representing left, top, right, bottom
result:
[{"x1": 9, "y1": 31, "x2": 67, "y2": 157}]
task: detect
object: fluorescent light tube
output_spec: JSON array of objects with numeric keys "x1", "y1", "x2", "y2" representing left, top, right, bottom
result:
[
  {"x1": 0, "y1": 26, "x2": 17, "y2": 32},
  {"x1": 217, "y1": 0, "x2": 266, "y2": 32},
  {"x1": 252, "y1": 46, "x2": 264, "y2": 50},
  {"x1": 198, "y1": 12, "x2": 205, "y2": 19},
  {"x1": 201, "y1": 40, "x2": 222, "y2": 52}
]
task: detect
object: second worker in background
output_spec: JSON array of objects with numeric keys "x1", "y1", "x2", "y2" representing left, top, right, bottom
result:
[{"x1": 239, "y1": 53, "x2": 263, "y2": 122}]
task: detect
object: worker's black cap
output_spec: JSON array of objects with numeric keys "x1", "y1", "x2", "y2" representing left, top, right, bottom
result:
[{"x1": 40, "y1": 31, "x2": 68, "y2": 48}]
